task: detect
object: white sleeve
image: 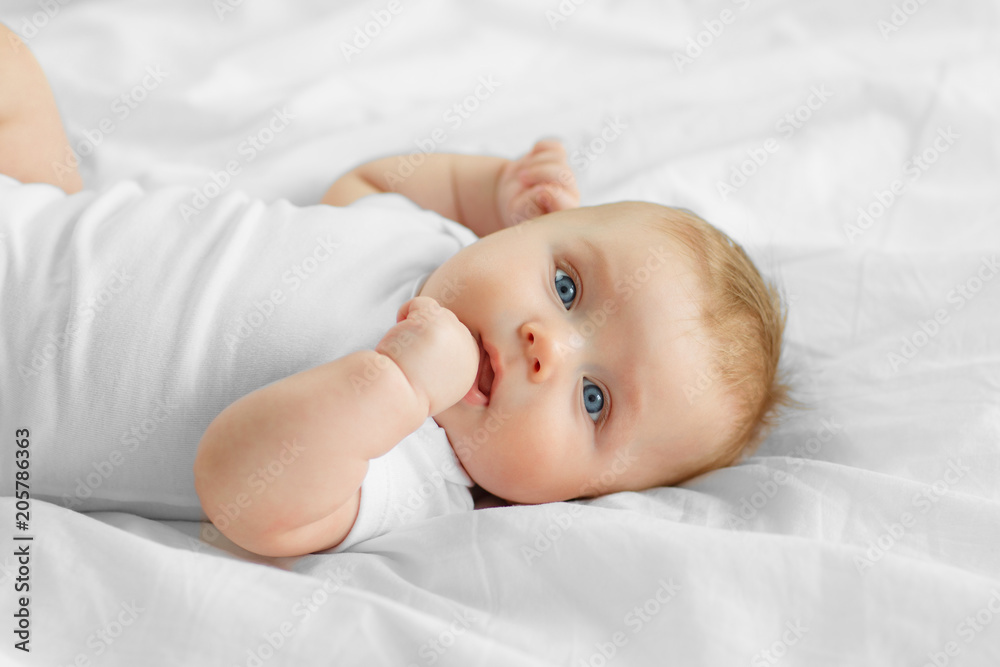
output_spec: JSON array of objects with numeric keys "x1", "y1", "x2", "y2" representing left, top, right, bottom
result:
[{"x1": 328, "y1": 418, "x2": 474, "y2": 552}]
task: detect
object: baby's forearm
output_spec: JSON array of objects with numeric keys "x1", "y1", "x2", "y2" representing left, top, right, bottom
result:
[
  {"x1": 329, "y1": 153, "x2": 510, "y2": 237},
  {"x1": 194, "y1": 350, "x2": 428, "y2": 551}
]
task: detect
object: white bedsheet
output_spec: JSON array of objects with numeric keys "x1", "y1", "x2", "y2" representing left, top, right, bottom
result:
[{"x1": 2, "y1": 0, "x2": 999, "y2": 665}]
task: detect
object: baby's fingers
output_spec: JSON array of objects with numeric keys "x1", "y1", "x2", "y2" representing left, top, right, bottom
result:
[
  {"x1": 518, "y1": 160, "x2": 576, "y2": 191},
  {"x1": 528, "y1": 139, "x2": 567, "y2": 158}
]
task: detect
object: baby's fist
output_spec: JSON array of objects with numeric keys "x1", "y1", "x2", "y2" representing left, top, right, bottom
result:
[
  {"x1": 375, "y1": 296, "x2": 479, "y2": 416},
  {"x1": 495, "y1": 139, "x2": 580, "y2": 227}
]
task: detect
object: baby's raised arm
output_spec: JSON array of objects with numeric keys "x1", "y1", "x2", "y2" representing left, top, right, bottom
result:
[
  {"x1": 194, "y1": 297, "x2": 477, "y2": 557},
  {"x1": 321, "y1": 140, "x2": 580, "y2": 236},
  {"x1": 0, "y1": 23, "x2": 82, "y2": 193}
]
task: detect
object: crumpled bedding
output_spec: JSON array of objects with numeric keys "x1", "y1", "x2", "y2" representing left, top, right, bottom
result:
[{"x1": 1, "y1": 0, "x2": 998, "y2": 665}]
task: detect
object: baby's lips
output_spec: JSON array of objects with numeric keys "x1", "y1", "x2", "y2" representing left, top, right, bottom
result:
[
  {"x1": 462, "y1": 383, "x2": 489, "y2": 407},
  {"x1": 460, "y1": 335, "x2": 489, "y2": 407}
]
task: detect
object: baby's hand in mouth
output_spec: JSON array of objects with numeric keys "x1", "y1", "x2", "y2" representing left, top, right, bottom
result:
[{"x1": 375, "y1": 296, "x2": 479, "y2": 416}]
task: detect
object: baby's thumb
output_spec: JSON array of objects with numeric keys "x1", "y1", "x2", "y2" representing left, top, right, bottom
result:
[
  {"x1": 532, "y1": 184, "x2": 577, "y2": 214},
  {"x1": 394, "y1": 296, "x2": 440, "y2": 324}
]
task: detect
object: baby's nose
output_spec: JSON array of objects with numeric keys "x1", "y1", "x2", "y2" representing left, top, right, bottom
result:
[{"x1": 520, "y1": 321, "x2": 569, "y2": 383}]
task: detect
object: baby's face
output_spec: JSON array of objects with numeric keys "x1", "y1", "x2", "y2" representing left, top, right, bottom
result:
[{"x1": 422, "y1": 203, "x2": 730, "y2": 504}]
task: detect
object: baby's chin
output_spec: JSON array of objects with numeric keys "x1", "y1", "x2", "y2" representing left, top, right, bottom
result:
[{"x1": 433, "y1": 414, "x2": 475, "y2": 477}]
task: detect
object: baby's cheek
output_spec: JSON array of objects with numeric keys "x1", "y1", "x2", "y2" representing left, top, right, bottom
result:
[{"x1": 501, "y1": 413, "x2": 571, "y2": 478}]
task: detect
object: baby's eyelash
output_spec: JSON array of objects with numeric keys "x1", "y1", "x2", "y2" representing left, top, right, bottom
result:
[
  {"x1": 559, "y1": 262, "x2": 583, "y2": 308},
  {"x1": 593, "y1": 382, "x2": 611, "y2": 430}
]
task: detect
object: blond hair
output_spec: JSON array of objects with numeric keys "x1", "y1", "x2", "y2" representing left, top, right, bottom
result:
[{"x1": 639, "y1": 205, "x2": 796, "y2": 483}]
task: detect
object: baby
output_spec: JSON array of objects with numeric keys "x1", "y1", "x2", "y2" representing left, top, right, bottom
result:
[
  {"x1": 1, "y1": 24, "x2": 791, "y2": 559},
  {"x1": 192, "y1": 139, "x2": 793, "y2": 557}
]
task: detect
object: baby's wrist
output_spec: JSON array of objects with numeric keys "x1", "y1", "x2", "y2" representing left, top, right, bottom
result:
[{"x1": 372, "y1": 347, "x2": 432, "y2": 419}]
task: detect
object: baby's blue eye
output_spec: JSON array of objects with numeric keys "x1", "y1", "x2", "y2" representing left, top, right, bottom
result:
[
  {"x1": 583, "y1": 380, "x2": 604, "y2": 422},
  {"x1": 555, "y1": 268, "x2": 576, "y2": 309}
]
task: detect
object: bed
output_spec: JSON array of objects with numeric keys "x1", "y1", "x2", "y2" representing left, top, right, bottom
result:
[{"x1": 2, "y1": 0, "x2": 999, "y2": 665}]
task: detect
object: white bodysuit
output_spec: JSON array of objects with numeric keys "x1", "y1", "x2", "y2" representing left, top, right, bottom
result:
[{"x1": 0, "y1": 174, "x2": 475, "y2": 549}]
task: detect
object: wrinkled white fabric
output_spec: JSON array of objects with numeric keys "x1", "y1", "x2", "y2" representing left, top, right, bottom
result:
[
  {"x1": 1, "y1": 0, "x2": 998, "y2": 665},
  {"x1": 0, "y1": 177, "x2": 476, "y2": 520}
]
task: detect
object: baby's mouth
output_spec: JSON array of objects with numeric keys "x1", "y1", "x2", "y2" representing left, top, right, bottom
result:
[
  {"x1": 476, "y1": 336, "x2": 495, "y2": 402},
  {"x1": 462, "y1": 335, "x2": 496, "y2": 407}
]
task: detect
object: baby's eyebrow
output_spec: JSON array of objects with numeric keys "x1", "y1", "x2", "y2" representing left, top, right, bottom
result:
[{"x1": 577, "y1": 237, "x2": 613, "y2": 293}]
